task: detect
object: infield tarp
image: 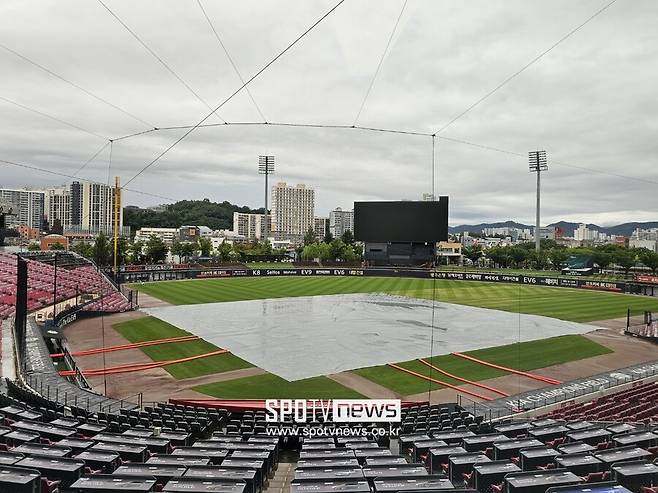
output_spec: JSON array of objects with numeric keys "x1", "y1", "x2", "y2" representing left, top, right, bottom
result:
[{"x1": 144, "y1": 293, "x2": 600, "y2": 381}]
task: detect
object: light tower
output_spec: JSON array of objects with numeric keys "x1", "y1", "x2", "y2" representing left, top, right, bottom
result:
[
  {"x1": 258, "y1": 156, "x2": 275, "y2": 240},
  {"x1": 529, "y1": 150, "x2": 548, "y2": 253}
]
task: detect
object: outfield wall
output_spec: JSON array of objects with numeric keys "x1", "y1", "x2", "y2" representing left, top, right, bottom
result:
[{"x1": 118, "y1": 267, "x2": 658, "y2": 296}]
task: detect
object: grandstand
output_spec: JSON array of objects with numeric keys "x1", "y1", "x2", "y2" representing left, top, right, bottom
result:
[
  {"x1": 0, "y1": 369, "x2": 656, "y2": 492},
  {"x1": 0, "y1": 252, "x2": 132, "y2": 322}
]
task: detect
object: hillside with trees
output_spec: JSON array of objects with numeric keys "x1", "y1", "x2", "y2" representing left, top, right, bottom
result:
[{"x1": 123, "y1": 199, "x2": 263, "y2": 233}]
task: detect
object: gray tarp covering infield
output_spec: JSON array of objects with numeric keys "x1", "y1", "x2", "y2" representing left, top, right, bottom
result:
[{"x1": 144, "y1": 294, "x2": 599, "y2": 381}]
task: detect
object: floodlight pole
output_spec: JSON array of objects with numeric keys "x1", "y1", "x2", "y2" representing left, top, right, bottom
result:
[
  {"x1": 529, "y1": 150, "x2": 548, "y2": 253},
  {"x1": 536, "y1": 167, "x2": 541, "y2": 253},
  {"x1": 258, "y1": 156, "x2": 275, "y2": 241}
]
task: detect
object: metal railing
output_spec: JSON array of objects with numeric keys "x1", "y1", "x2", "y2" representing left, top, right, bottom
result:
[{"x1": 459, "y1": 362, "x2": 658, "y2": 421}]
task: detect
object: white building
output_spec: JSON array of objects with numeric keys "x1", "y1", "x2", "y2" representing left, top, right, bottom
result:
[
  {"x1": 271, "y1": 182, "x2": 315, "y2": 242},
  {"x1": 533, "y1": 226, "x2": 556, "y2": 241},
  {"x1": 134, "y1": 227, "x2": 178, "y2": 246},
  {"x1": 0, "y1": 188, "x2": 45, "y2": 230},
  {"x1": 481, "y1": 226, "x2": 532, "y2": 241},
  {"x1": 213, "y1": 229, "x2": 247, "y2": 245},
  {"x1": 631, "y1": 228, "x2": 658, "y2": 241},
  {"x1": 44, "y1": 186, "x2": 71, "y2": 231},
  {"x1": 629, "y1": 238, "x2": 658, "y2": 252},
  {"x1": 574, "y1": 223, "x2": 598, "y2": 242},
  {"x1": 233, "y1": 212, "x2": 271, "y2": 241},
  {"x1": 329, "y1": 207, "x2": 354, "y2": 238},
  {"x1": 69, "y1": 181, "x2": 123, "y2": 236}
]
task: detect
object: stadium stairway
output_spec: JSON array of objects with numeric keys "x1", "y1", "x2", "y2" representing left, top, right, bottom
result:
[{"x1": 265, "y1": 459, "x2": 296, "y2": 493}]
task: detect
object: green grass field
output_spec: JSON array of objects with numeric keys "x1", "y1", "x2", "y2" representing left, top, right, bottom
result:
[
  {"x1": 437, "y1": 265, "x2": 624, "y2": 281},
  {"x1": 353, "y1": 335, "x2": 612, "y2": 395},
  {"x1": 193, "y1": 373, "x2": 365, "y2": 399},
  {"x1": 119, "y1": 276, "x2": 652, "y2": 398},
  {"x1": 113, "y1": 317, "x2": 252, "y2": 379},
  {"x1": 131, "y1": 276, "x2": 658, "y2": 322}
]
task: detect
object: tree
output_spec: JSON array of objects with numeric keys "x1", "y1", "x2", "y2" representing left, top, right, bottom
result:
[
  {"x1": 93, "y1": 233, "x2": 111, "y2": 266},
  {"x1": 197, "y1": 236, "x2": 213, "y2": 257},
  {"x1": 463, "y1": 245, "x2": 483, "y2": 264},
  {"x1": 49, "y1": 242, "x2": 65, "y2": 250},
  {"x1": 613, "y1": 249, "x2": 636, "y2": 277},
  {"x1": 509, "y1": 246, "x2": 528, "y2": 267},
  {"x1": 548, "y1": 248, "x2": 568, "y2": 270},
  {"x1": 639, "y1": 250, "x2": 658, "y2": 274},
  {"x1": 323, "y1": 231, "x2": 334, "y2": 244},
  {"x1": 145, "y1": 235, "x2": 168, "y2": 263},
  {"x1": 303, "y1": 227, "x2": 316, "y2": 246},
  {"x1": 72, "y1": 241, "x2": 94, "y2": 259},
  {"x1": 180, "y1": 242, "x2": 196, "y2": 262},
  {"x1": 342, "y1": 244, "x2": 358, "y2": 262},
  {"x1": 170, "y1": 239, "x2": 183, "y2": 263},
  {"x1": 216, "y1": 241, "x2": 232, "y2": 261},
  {"x1": 486, "y1": 246, "x2": 507, "y2": 268},
  {"x1": 318, "y1": 242, "x2": 331, "y2": 261},
  {"x1": 128, "y1": 240, "x2": 145, "y2": 264},
  {"x1": 341, "y1": 230, "x2": 354, "y2": 245},
  {"x1": 527, "y1": 249, "x2": 548, "y2": 269},
  {"x1": 114, "y1": 237, "x2": 129, "y2": 266},
  {"x1": 329, "y1": 239, "x2": 347, "y2": 261},
  {"x1": 26, "y1": 243, "x2": 41, "y2": 252},
  {"x1": 592, "y1": 250, "x2": 613, "y2": 270},
  {"x1": 302, "y1": 243, "x2": 320, "y2": 261}
]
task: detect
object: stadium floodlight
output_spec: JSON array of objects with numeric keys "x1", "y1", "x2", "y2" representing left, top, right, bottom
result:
[
  {"x1": 258, "y1": 156, "x2": 275, "y2": 240},
  {"x1": 529, "y1": 150, "x2": 548, "y2": 253}
]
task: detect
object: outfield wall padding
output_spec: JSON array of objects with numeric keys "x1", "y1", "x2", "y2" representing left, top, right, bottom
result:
[{"x1": 118, "y1": 267, "x2": 641, "y2": 295}]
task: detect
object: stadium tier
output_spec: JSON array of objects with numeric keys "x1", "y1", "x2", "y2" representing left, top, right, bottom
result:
[
  {"x1": 1, "y1": 379, "x2": 658, "y2": 492},
  {"x1": 543, "y1": 381, "x2": 658, "y2": 423},
  {"x1": 0, "y1": 252, "x2": 132, "y2": 321}
]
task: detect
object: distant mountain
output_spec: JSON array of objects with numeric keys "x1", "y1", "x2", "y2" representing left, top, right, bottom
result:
[
  {"x1": 450, "y1": 220, "x2": 658, "y2": 237},
  {"x1": 602, "y1": 222, "x2": 658, "y2": 236},
  {"x1": 448, "y1": 221, "x2": 532, "y2": 235}
]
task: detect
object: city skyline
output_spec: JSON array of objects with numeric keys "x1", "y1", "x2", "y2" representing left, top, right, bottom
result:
[{"x1": 1, "y1": 1, "x2": 657, "y2": 226}]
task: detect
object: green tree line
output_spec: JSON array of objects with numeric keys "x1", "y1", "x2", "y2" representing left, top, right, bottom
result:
[{"x1": 462, "y1": 240, "x2": 658, "y2": 275}]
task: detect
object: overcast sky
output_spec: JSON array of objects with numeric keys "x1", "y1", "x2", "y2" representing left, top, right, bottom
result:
[{"x1": 1, "y1": 0, "x2": 656, "y2": 226}]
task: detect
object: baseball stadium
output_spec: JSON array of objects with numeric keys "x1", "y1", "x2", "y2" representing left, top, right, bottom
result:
[
  {"x1": 1, "y1": 245, "x2": 658, "y2": 492},
  {"x1": 1, "y1": 1, "x2": 658, "y2": 492}
]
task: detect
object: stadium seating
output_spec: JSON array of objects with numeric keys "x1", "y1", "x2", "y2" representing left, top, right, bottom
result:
[
  {"x1": 545, "y1": 381, "x2": 658, "y2": 423},
  {"x1": 0, "y1": 376, "x2": 657, "y2": 492},
  {"x1": 0, "y1": 252, "x2": 131, "y2": 321}
]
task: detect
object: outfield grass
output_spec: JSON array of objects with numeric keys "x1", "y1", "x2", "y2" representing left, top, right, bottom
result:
[
  {"x1": 437, "y1": 266, "x2": 624, "y2": 281},
  {"x1": 193, "y1": 373, "x2": 365, "y2": 399},
  {"x1": 353, "y1": 335, "x2": 612, "y2": 395},
  {"x1": 113, "y1": 317, "x2": 253, "y2": 379},
  {"x1": 130, "y1": 276, "x2": 658, "y2": 322}
]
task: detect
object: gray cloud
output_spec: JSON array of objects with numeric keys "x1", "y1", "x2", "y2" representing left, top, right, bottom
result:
[{"x1": 1, "y1": 0, "x2": 656, "y2": 226}]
